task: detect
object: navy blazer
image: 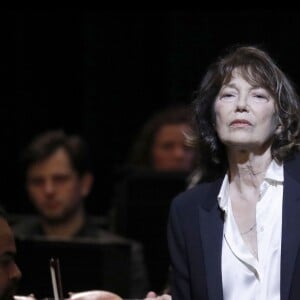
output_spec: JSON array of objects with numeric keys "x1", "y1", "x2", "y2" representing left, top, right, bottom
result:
[{"x1": 167, "y1": 154, "x2": 300, "y2": 300}]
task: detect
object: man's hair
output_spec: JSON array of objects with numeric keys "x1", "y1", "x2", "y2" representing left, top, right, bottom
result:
[{"x1": 21, "y1": 130, "x2": 92, "y2": 177}]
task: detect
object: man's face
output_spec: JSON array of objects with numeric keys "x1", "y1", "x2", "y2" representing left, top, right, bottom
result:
[
  {"x1": 0, "y1": 218, "x2": 22, "y2": 300},
  {"x1": 26, "y1": 148, "x2": 90, "y2": 223}
]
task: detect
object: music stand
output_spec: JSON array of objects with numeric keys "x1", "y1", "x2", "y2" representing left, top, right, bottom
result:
[
  {"x1": 15, "y1": 237, "x2": 131, "y2": 299},
  {"x1": 113, "y1": 169, "x2": 188, "y2": 292}
]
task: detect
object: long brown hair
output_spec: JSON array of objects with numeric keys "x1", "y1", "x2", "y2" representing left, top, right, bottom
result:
[{"x1": 192, "y1": 45, "x2": 300, "y2": 180}]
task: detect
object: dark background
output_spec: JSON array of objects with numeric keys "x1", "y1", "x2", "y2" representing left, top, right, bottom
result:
[{"x1": 1, "y1": 9, "x2": 300, "y2": 216}]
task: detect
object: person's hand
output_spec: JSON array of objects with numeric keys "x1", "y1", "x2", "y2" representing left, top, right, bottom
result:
[
  {"x1": 144, "y1": 291, "x2": 172, "y2": 300},
  {"x1": 145, "y1": 291, "x2": 157, "y2": 298},
  {"x1": 14, "y1": 295, "x2": 36, "y2": 300},
  {"x1": 67, "y1": 290, "x2": 122, "y2": 300}
]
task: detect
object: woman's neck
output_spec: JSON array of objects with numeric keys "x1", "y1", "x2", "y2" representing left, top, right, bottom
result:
[{"x1": 227, "y1": 149, "x2": 272, "y2": 193}]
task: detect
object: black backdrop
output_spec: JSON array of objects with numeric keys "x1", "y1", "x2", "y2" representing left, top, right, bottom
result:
[{"x1": 1, "y1": 10, "x2": 300, "y2": 216}]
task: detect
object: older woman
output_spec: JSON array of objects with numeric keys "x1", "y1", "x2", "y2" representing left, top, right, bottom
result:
[{"x1": 167, "y1": 45, "x2": 300, "y2": 300}]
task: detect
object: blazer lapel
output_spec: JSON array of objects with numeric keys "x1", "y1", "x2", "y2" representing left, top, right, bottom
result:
[
  {"x1": 199, "y1": 179, "x2": 224, "y2": 300},
  {"x1": 281, "y1": 170, "x2": 300, "y2": 300}
]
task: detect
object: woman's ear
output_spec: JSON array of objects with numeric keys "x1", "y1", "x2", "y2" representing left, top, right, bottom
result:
[
  {"x1": 275, "y1": 124, "x2": 282, "y2": 134},
  {"x1": 274, "y1": 114, "x2": 283, "y2": 134}
]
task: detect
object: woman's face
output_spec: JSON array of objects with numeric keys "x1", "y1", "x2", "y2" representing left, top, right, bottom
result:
[
  {"x1": 151, "y1": 123, "x2": 196, "y2": 172},
  {"x1": 214, "y1": 69, "x2": 279, "y2": 153}
]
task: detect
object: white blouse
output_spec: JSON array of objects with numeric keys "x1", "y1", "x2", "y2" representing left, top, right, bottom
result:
[{"x1": 218, "y1": 160, "x2": 283, "y2": 300}]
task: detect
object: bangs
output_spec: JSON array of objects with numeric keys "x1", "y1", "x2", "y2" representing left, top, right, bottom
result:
[{"x1": 221, "y1": 65, "x2": 277, "y2": 97}]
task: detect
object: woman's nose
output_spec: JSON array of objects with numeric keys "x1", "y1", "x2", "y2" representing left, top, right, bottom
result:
[{"x1": 235, "y1": 95, "x2": 249, "y2": 111}]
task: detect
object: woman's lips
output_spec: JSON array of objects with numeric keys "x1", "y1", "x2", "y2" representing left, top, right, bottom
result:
[{"x1": 230, "y1": 119, "x2": 252, "y2": 126}]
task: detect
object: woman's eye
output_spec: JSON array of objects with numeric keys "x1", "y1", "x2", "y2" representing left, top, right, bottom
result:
[
  {"x1": 220, "y1": 93, "x2": 235, "y2": 101},
  {"x1": 252, "y1": 94, "x2": 268, "y2": 102}
]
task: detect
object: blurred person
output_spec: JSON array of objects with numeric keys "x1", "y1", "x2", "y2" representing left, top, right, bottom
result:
[
  {"x1": 111, "y1": 104, "x2": 201, "y2": 224},
  {"x1": 128, "y1": 104, "x2": 198, "y2": 173},
  {"x1": 168, "y1": 44, "x2": 300, "y2": 300},
  {"x1": 111, "y1": 105, "x2": 201, "y2": 294},
  {"x1": 12, "y1": 130, "x2": 149, "y2": 299},
  {"x1": 0, "y1": 206, "x2": 22, "y2": 300}
]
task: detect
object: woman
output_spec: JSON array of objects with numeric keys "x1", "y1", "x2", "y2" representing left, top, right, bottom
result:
[
  {"x1": 128, "y1": 104, "x2": 198, "y2": 173},
  {"x1": 167, "y1": 45, "x2": 300, "y2": 300}
]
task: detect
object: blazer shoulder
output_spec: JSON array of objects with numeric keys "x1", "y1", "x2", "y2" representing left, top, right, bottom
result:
[
  {"x1": 171, "y1": 177, "x2": 223, "y2": 211},
  {"x1": 284, "y1": 153, "x2": 300, "y2": 182}
]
